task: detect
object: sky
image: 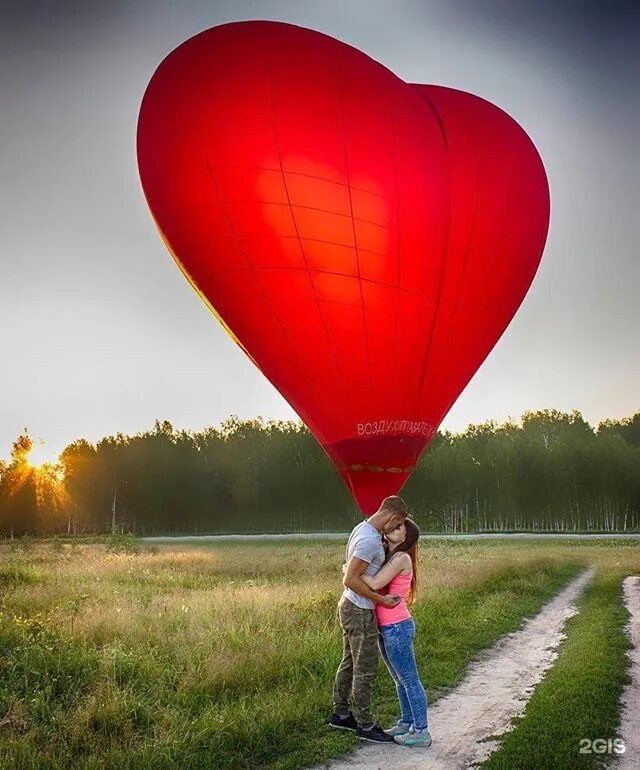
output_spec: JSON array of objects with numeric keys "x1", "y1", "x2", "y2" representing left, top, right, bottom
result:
[{"x1": 1, "y1": 0, "x2": 638, "y2": 462}]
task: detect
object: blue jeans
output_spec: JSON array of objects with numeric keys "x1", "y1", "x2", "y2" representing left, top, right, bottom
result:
[{"x1": 378, "y1": 617, "x2": 428, "y2": 730}]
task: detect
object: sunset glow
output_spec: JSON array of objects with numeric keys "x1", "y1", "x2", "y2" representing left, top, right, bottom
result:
[{"x1": 26, "y1": 442, "x2": 60, "y2": 469}]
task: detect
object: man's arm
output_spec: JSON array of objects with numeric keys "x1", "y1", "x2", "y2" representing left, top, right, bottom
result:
[{"x1": 343, "y1": 556, "x2": 399, "y2": 607}]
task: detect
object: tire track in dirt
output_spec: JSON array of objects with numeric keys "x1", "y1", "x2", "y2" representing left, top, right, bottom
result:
[{"x1": 618, "y1": 575, "x2": 640, "y2": 769}]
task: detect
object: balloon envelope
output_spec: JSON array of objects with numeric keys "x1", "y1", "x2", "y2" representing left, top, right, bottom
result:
[{"x1": 137, "y1": 21, "x2": 550, "y2": 514}]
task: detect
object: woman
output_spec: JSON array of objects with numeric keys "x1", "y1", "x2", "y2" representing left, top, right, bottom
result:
[{"x1": 361, "y1": 517, "x2": 431, "y2": 748}]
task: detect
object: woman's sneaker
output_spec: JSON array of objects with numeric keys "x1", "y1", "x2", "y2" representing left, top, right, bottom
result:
[
  {"x1": 384, "y1": 721, "x2": 413, "y2": 737},
  {"x1": 394, "y1": 727, "x2": 432, "y2": 747},
  {"x1": 355, "y1": 723, "x2": 395, "y2": 742}
]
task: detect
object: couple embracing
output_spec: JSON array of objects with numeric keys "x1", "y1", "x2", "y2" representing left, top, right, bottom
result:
[{"x1": 328, "y1": 495, "x2": 432, "y2": 748}]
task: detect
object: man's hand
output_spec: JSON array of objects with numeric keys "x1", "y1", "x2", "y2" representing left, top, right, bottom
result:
[{"x1": 380, "y1": 593, "x2": 401, "y2": 608}]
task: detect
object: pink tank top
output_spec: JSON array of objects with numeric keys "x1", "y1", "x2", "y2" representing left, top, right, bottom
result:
[{"x1": 375, "y1": 568, "x2": 412, "y2": 626}]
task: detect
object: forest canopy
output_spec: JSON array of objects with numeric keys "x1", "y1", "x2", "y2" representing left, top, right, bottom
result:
[{"x1": 1, "y1": 410, "x2": 638, "y2": 536}]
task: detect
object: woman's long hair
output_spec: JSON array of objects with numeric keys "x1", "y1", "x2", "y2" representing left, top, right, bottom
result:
[{"x1": 384, "y1": 517, "x2": 420, "y2": 604}]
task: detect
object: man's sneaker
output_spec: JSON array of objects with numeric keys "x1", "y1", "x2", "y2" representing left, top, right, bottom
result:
[
  {"x1": 355, "y1": 723, "x2": 395, "y2": 742},
  {"x1": 394, "y1": 727, "x2": 432, "y2": 747},
  {"x1": 327, "y1": 712, "x2": 357, "y2": 732},
  {"x1": 384, "y1": 720, "x2": 412, "y2": 737}
]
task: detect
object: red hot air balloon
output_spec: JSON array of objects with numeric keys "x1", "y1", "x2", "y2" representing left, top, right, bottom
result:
[{"x1": 137, "y1": 21, "x2": 550, "y2": 515}]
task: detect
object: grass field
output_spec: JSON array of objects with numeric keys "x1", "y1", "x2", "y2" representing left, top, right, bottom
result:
[{"x1": 0, "y1": 536, "x2": 638, "y2": 769}]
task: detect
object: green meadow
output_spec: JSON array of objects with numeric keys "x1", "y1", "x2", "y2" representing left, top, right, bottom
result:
[{"x1": 0, "y1": 536, "x2": 638, "y2": 769}]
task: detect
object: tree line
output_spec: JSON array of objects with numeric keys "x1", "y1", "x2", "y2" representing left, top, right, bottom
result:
[{"x1": 0, "y1": 410, "x2": 638, "y2": 536}]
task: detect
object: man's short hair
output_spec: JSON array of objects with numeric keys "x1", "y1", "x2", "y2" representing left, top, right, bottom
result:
[{"x1": 378, "y1": 495, "x2": 408, "y2": 517}]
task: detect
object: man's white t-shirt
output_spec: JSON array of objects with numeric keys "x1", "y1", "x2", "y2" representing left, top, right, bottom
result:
[{"x1": 342, "y1": 520, "x2": 385, "y2": 609}]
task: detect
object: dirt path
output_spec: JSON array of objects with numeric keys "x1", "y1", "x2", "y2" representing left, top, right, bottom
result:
[
  {"x1": 317, "y1": 567, "x2": 594, "y2": 770},
  {"x1": 618, "y1": 575, "x2": 640, "y2": 769}
]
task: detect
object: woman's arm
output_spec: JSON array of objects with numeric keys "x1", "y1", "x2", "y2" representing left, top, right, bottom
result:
[
  {"x1": 342, "y1": 557, "x2": 400, "y2": 607},
  {"x1": 361, "y1": 552, "x2": 410, "y2": 590}
]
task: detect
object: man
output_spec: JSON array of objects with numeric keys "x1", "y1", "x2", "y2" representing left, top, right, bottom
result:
[{"x1": 328, "y1": 495, "x2": 409, "y2": 742}]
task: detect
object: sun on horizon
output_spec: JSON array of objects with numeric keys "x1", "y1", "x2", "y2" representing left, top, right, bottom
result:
[{"x1": 25, "y1": 441, "x2": 61, "y2": 470}]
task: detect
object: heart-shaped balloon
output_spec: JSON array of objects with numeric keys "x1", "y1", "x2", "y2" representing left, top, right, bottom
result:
[{"x1": 137, "y1": 21, "x2": 550, "y2": 514}]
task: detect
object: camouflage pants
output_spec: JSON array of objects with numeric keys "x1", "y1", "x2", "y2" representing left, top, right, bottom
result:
[{"x1": 332, "y1": 596, "x2": 379, "y2": 726}]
